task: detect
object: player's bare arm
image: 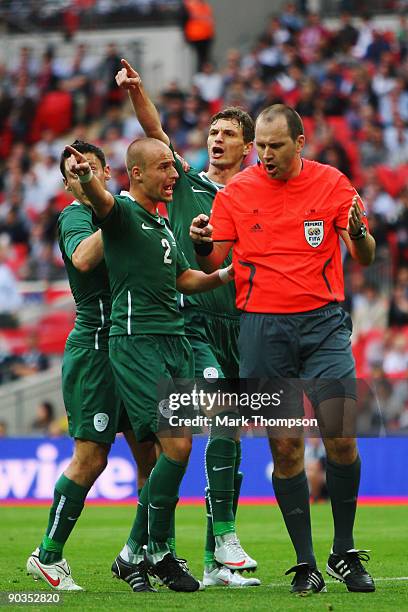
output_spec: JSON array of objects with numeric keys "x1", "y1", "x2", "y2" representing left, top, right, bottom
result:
[
  {"x1": 189, "y1": 213, "x2": 232, "y2": 272},
  {"x1": 176, "y1": 264, "x2": 234, "y2": 294},
  {"x1": 115, "y1": 58, "x2": 169, "y2": 145},
  {"x1": 72, "y1": 230, "x2": 104, "y2": 273},
  {"x1": 340, "y1": 195, "x2": 376, "y2": 266},
  {"x1": 65, "y1": 145, "x2": 114, "y2": 219}
]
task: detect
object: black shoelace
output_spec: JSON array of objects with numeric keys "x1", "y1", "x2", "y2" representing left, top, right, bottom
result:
[
  {"x1": 158, "y1": 555, "x2": 186, "y2": 581},
  {"x1": 345, "y1": 551, "x2": 370, "y2": 574}
]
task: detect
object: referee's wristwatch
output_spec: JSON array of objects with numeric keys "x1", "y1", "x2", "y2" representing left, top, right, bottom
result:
[{"x1": 349, "y1": 224, "x2": 367, "y2": 241}]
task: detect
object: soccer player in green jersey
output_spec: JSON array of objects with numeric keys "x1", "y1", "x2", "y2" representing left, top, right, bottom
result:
[
  {"x1": 115, "y1": 59, "x2": 260, "y2": 587},
  {"x1": 26, "y1": 140, "x2": 157, "y2": 592},
  {"x1": 65, "y1": 137, "x2": 235, "y2": 593}
]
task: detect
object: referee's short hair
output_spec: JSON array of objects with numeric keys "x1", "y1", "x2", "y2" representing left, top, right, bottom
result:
[{"x1": 256, "y1": 105, "x2": 304, "y2": 142}]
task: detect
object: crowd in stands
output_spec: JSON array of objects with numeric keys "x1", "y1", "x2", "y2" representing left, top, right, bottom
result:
[
  {"x1": 0, "y1": 2, "x2": 407, "y2": 429},
  {"x1": 1, "y1": 1, "x2": 182, "y2": 35}
]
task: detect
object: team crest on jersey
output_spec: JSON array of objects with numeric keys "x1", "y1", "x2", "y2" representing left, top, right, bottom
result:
[{"x1": 304, "y1": 220, "x2": 324, "y2": 248}]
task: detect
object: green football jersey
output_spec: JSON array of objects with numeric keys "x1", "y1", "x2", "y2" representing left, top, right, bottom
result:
[
  {"x1": 168, "y1": 148, "x2": 239, "y2": 317},
  {"x1": 96, "y1": 192, "x2": 190, "y2": 337},
  {"x1": 58, "y1": 201, "x2": 111, "y2": 350}
]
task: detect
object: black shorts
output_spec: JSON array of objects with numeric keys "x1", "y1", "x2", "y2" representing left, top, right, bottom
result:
[{"x1": 239, "y1": 304, "x2": 356, "y2": 421}]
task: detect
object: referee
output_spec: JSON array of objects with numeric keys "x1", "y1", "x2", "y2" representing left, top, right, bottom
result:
[{"x1": 190, "y1": 104, "x2": 376, "y2": 595}]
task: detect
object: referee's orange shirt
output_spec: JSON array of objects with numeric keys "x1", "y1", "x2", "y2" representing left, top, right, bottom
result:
[{"x1": 210, "y1": 159, "x2": 369, "y2": 313}]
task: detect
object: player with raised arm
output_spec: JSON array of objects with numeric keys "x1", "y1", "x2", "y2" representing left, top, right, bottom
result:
[
  {"x1": 26, "y1": 140, "x2": 157, "y2": 592},
  {"x1": 115, "y1": 59, "x2": 260, "y2": 588},
  {"x1": 64, "y1": 137, "x2": 235, "y2": 593}
]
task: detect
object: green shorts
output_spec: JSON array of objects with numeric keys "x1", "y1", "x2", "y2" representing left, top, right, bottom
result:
[
  {"x1": 109, "y1": 334, "x2": 195, "y2": 442},
  {"x1": 62, "y1": 342, "x2": 127, "y2": 444},
  {"x1": 183, "y1": 308, "x2": 240, "y2": 380},
  {"x1": 239, "y1": 304, "x2": 356, "y2": 416}
]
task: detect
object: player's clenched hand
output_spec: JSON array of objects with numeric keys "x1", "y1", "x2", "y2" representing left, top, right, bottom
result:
[
  {"x1": 116, "y1": 58, "x2": 142, "y2": 90},
  {"x1": 347, "y1": 195, "x2": 364, "y2": 235},
  {"x1": 190, "y1": 214, "x2": 213, "y2": 243},
  {"x1": 64, "y1": 145, "x2": 91, "y2": 177}
]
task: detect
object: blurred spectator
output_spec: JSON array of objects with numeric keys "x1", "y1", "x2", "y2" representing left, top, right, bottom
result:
[
  {"x1": 297, "y1": 12, "x2": 330, "y2": 64},
  {"x1": 390, "y1": 194, "x2": 408, "y2": 266},
  {"x1": 361, "y1": 168, "x2": 398, "y2": 222},
  {"x1": 383, "y1": 333, "x2": 408, "y2": 375},
  {"x1": 365, "y1": 29, "x2": 391, "y2": 64},
  {"x1": 352, "y1": 13, "x2": 374, "y2": 59},
  {"x1": 0, "y1": 334, "x2": 14, "y2": 384},
  {"x1": 384, "y1": 113, "x2": 408, "y2": 167},
  {"x1": 0, "y1": 420, "x2": 7, "y2": 436},
  {"x1": 360, "y1": 124, "x2": 389, "y2": 169},
  {"x1": 30, "y1": 400, "x2": 55, "y2": 435},
  {"x1": 183, "y1": 128, "x2": 208, "y2": 170},
  {"x1": 352, "y1": 282, "x2": 388, "y2": 338},
  {"x1": 388, "y1": 283, "x2": 408, "y2": 327},
  {"x1": 193, "y1": 61, "x2": 223, "y2": 105},
  {"x1": 0, "y1": 191, "x2": 30, "y2": 245},
  {"x1": 96, "y1": 43, "x2": 124, "y2": 110},
  {"x1": 280, "y1": 2, "x2": 304, "y2": 33},
  {"x1": 181, "y1": 0, "x2": 215, "y2": 71},
  {"x1": 0, "y1": 242, "x2": 22, "y2": 328},
  {"x1": 335, "y1": 11, "x2": 359, "y2": 53},
  {"x1": 10, "y1": 329, "x2": 49, "y2": 379}
]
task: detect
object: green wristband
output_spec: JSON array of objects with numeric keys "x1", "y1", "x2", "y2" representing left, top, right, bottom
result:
[{"x1": 79, "y1": 170, "x2": 93, "y2": 183}]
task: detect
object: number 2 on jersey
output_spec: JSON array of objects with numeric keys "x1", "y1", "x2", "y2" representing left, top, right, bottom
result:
[{"x1": 161, "y1": 238, "x2": 172, "y2": 264}]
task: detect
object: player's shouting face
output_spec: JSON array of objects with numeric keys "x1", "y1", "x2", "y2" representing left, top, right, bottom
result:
[
  {"x1": 255, "y1": 115, "x2": 305, "y2": 181},
  {"x1": 207, "y1": 118, "x2": 250, "y2": 170},
  {"x1": 135, "y1": 144, "x2": 179, "y2": 204},
  {"x1": 63, "y1": 153, "x2": 111, "y2": 206}
]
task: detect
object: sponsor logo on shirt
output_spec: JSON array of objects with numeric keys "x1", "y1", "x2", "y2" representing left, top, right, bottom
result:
[
  {"x1": 304, "y1": 220, "x2": 324, "y2": 247},
  {"x1": 191, "y1": 187, "x2": 210, "y2": 194},
  {"x1": 250, "y1": 223, "x2": 263, "y2": 232}
]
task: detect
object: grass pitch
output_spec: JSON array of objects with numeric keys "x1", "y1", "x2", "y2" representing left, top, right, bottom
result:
[{"x1": 1, "y1": 504, "x2": 407, "y2": 611}]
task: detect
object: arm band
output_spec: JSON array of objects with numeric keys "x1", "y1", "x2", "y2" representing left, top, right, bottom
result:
[
  {"x1": 79, "y1": 170, "x2": 93, "y2": 183},
  {"x1": 193, "y1": 242, "x2": 214, "y2": 256},
  {"x1": 218, "y1": 268, "x2": 230, "y2": 284}
]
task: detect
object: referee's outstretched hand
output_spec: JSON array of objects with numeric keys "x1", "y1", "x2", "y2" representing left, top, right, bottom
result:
[
  {"x1": 190, "y1": 214, "x2": 213, "y2": 243},
  {"x1": 116, "y1": 59, "x2": 142, "y2": 91},
  {"x1": 64, "y1": 145, "x2": 91, "y2": 177}
]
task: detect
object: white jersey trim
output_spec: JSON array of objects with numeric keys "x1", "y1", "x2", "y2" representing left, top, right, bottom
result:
[
  {"x1": 94, "y1": 298, "x2": 105, "y2": 350},
  {"x1": 127, "y1": 291, "x2": 132, "y2": 335},
  {"x1": 198, "y1": 172, "x2": 223, "y2": 191}
]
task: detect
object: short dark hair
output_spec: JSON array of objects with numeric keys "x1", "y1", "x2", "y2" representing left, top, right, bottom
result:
[
  {"x1": 59, "y1": 140, "x2": 106, "y2": 179},
  {"x1": 210, "y1": 107, "x2": 255, "y2": 144},
  {"x1": 256, "y1": 104, "x2": 304, "y2": 141}
]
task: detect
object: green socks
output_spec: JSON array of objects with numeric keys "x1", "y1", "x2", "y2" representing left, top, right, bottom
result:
[
  {"x1": 205, "y1": 437, "x2": 236, "y2": 536},
  {"x1": 273, "y1": 470, "x2": 316, "y2": 568},
  {"x1": 124, "y1": 456, "x2": 183, "y2": 564},
  {"x1": 204, "y1": 439, "x2": 243, "y2": 564},
  {"x1": 123, "y1": 484, "x2": 149, "y2": 563},
  {"x1": 39, "y1": 475, "x2": 88, "y2": 564},
  {"x1": 326, "y1": 455, "x2": 361, "y2": 554},
  {"x1": 147, "y1": 454, "x2": 186, "y2": 560}
]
